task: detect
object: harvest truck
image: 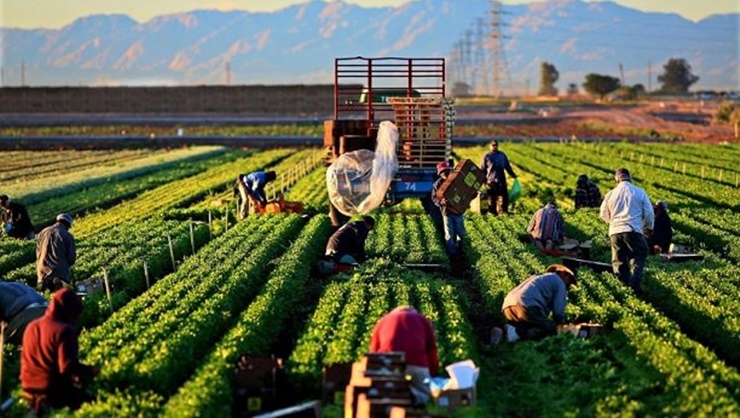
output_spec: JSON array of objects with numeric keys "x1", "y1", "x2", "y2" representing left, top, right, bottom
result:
[{"x1": 324, "y1": 56, "x2": 455, "y2": 226}]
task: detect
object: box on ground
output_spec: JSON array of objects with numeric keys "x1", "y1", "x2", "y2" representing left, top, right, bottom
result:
[
  {"x1": 323, "y1": 362, "x2": 353, "y2": 405},
  {"x1": 436, "y1": 159, "x2": 485, "y2": 214},
  {"x1": 558, "y1": 323, "x2": 605, "y2": 338},
  {"x1": 431, "y1": 387, "x2": 476, "y2": 411}
]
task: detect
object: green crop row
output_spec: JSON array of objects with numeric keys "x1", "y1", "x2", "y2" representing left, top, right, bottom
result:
[
  {"x1": 285, "y1": 166, "x2": 329, "y2": 212},
  {"x1": 365, "y1": 214, "x2": 448, "y2": 266},
  {"x1": 161, "y1": 215, "x2": 332, "y2": 418},
  {"x1": 3, "y1": 147, "x2": 226, "y2": 205},
  {"x1": 287, "y1": 259, "x2": 477, "y2": 393},
  {"x1": 72, "y1": 149, "x2": 291, "y2": 237},
  {"x1": 66, "y1": 215, "x2": 303, "y2": 416},
  {"x1": 465, "y1": 213, "x2": 740, "y2": 416}
]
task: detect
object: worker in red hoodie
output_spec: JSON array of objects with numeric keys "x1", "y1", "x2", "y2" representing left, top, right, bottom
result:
[
  {"x1": 370, "y1": 306, "x2": 439, "y2": 406},
  {"x1": 21, "y1": 288, "x2": 100, "y2": 415}
]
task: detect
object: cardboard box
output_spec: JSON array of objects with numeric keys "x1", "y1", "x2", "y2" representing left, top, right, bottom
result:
[
  {"x1": 389, "y1": 406, "x2": 445, "y2": 418},
  {"x1": 431, "y1": 387, "x2": 476, "y2": 411},
  {"x1": 323, "y1": 363, "x2": 353, "y2": 405},
  {"x1": 74, "y1": 277, "x2": 105, "y2": 296},
  {"x1": 558, "y1": 323, "x2": 605, "y2": 338},
  {"x1": 436, "y1": 159, "x2": 486, "y2": 214}
]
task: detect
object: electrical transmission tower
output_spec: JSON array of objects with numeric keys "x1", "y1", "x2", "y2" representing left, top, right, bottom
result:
[
  {"x1": 474, "y1": 18, "x2": 489, "y2": 96},
  {"x1": 490, "y1": 0, "x2": 507, "y2": 98}
]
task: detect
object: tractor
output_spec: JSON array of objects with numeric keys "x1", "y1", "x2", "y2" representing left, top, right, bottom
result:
[{"x1": 323, "y1": 56, "x2": 455, "y2": 227}]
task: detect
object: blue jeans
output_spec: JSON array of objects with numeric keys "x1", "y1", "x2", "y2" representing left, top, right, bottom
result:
[{"x1": 443, "y1": 214, "x2": 466, "y2": 255}]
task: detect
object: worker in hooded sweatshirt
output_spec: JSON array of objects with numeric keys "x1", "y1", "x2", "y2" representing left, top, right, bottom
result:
[
  {"x1": 370, "y1": 306, "x2": 439, "y2": 406},
  {"x1": 36, "y1": 213, "x2": 76, "y2": 292},
  {"x1": 236, "y1": 170, "x2": 277, "y2": 219},
  {"x1": 21, "y1": 288, "x2": 100, "y2": 414}
]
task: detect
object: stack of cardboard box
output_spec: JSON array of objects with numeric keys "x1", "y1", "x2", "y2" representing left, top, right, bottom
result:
[{"x1": 344, "y1": 353, "x2": 412, "y2": 418}]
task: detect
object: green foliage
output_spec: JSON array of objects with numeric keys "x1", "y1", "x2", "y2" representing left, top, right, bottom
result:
[
  {"x1": 582, "y1": 73, "x2": 621, "y2": 99},
  {"x1": 538, "y1": 61, "x2": 559, "y2": 96},
  {"x1": 658, "y1": 58, "x2": 699, "y2": 94}
]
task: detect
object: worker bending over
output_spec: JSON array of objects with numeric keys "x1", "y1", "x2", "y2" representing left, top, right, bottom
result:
[
  {"x1": 325, "y1": 215, "x2": 375, "y2": 265},
  {"x1": 648, "y1": 201, "x2": 672, "y2": 254},
  {"x1": 498, "y1": 264, "x2": 577, "y2": 342},
  {"x1": 1, "y1": 194, "x2": 35, "y2": 239},
  {"x1": 574, "y1": 175, "x2": 602, "y2": 209},
  {"x1": 370, "y1": 306, "x2": 439, "y2": 406},
  {"x1": 36, "y1": 213, "x2": 76, "y2": 292},
  {"x1": 0, "y1": 282, "x2": 48, "y2": 345},
  {"x1": 21, "y1": 289, "x2": 100, "y2": 414},
  {"x1": 527, "y1": 200, "x2": 565, "y2": 251},
  {"x1": 236, "y1": 170, "x2": 277, "y2": 219}
]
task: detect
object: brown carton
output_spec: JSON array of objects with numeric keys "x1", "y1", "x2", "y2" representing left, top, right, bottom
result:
[
  {"x1": 431, "y1": 387, "x2": 476, "y2": 411},
  {"x1": 436, "y1": 159, "x2": 486, "y2": 213}
]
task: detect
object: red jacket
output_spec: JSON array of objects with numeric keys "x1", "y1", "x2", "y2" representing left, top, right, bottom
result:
[
  {"x1": 370, "y1": 307, "x2": 439, "y2": 375},
  {"x1": 21, "y1": 289, "x2": 95, "y2": 404}
]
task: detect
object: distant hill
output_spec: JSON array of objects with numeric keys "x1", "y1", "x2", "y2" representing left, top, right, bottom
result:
[{"x1": 0, "y1": 0, "x2": 736, "y2": 91}]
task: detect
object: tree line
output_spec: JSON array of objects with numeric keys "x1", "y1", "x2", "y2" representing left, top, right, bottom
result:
[{"x1": 539, "y1": 58, "x2": 700, "y2": 100}]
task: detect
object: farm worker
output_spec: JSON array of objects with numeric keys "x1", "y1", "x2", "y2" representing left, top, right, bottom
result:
[
  {"x1": 0, "y1": 282, "x2": 48, "y2": 345},
  {"x1": 236, "y1": 170, "x2": 277, "y2": 219},
  {"x1": 21, "y1": 288, "x2": 100, "y2": 414},
  {"x1": 600, "y1": 168, "x2": 654, "y2": 293},
  {"x1": 432, "y1": 161, "x2": 466, "y2": 260},
  {"x1": 574, "y1": 174, "x2": 602, "y2": 209},
  {"x1": 480, "y1": 140, "x2": 517, "y2": 216},
  {"x1": 0, "y1": 194, "x2": 35, "y2": 239},
  {"x1": 325, "y1": 215, "x2": 375, "y2": 264},
  {"x1": 36, "y1": 213, "x2": 76, "y2": 293},
  {"x1": 527, "y1": 200, "x2": 565, "y2": 251},
  {"x1": 647, "y1": 201, "x2": 672, "y2": 254},
  {"x1": 497, "y1": 264, "x2": 577, "y2": 343},
  {"x1": 370, "y1": 306, "x2": 439, "y2": 406}
]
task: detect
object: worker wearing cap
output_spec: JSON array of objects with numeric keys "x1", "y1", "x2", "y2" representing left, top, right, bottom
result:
[
  {"x1": 370, "y1": 306, "x2": 439, "y2": 406},
  {"x1": 432, "y1": 161, "x2": 466, "y2": 260},
  {"x1": 648, "y1": 200, "x2": 672, "y2": 254},
  {"x1": 600, "y1": 168, "x2": 654, "y2": 293},
  {"x1": 0, "y1": 194, "x2": 35, "y2": 240},
  {"x1": 499, "y1": 264, "x2": 577, "y2": 342},
  {"x1": 574, "y1": 174, "x2": 602, "y2": 209},
  {"x1": 481, "y1": 140, "x2": 517, "y2": 216},
  {"x1": 526, "y1": 200, "x2": 565, "y2": 251},
  {"x1": 235, "y1": 170, "x2": 277, "y2": 219},
  {"x1": 36, "y1": 213, "x2": 76, "y2": 292},
  {"x1": 0, "y1": 282, "x2": 48, "y2": 345}
]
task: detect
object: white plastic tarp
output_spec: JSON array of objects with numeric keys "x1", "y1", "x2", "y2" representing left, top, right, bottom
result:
[{"x1": 326, "y1": 120, "x2": 399, "y2": 216}]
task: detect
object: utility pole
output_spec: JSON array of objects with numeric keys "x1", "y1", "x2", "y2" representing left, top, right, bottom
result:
[
  {"x1": 20, "y1": 61, "x2": 25, "y2": 87},
  {"x1": 226, "y1": 61, "x2": 231, "y2": 85},
  {"x1": 463, "y1": 29, "x2": 473, "y2": 91},
  {"x1": 490, "y1": 1, "x2": 507, "y2": 98},
  {"x1": 647, "y1": 59, "x2": 652, "y2": 93},
  {"x1": 619, "y1": 63, "x2": 625, "y2": 85}
]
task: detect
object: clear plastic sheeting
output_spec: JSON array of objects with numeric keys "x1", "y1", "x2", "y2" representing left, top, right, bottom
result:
[{"x1": 327, "y1": 121, "x2": 399, "y2": 216}]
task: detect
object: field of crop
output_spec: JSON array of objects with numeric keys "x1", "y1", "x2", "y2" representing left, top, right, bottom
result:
[{"x1": 1, "y1": 142, "x2": 739, "y2": 417}]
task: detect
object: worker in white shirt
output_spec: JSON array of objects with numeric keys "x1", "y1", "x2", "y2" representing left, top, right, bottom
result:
[{"x1": 600, "y1": 168, "x2": 654, "y2": 293}]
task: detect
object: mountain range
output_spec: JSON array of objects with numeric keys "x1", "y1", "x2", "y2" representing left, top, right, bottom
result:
[{"x1": 0, "y1": 0, "x2": 737, "y2": 92}]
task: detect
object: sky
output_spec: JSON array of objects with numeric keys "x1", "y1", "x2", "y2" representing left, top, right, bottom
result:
[{"x1": 2, "y1": 0, "x2": 738, "y2": 29}]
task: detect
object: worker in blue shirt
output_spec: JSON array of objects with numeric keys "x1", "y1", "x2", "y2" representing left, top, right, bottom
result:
[
  {"x1": 236, "y1": 171, "x2": 277, "y2": 219},
  {"x1": 481, "y1": 140, "x2": 517, "y2": 215}
]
